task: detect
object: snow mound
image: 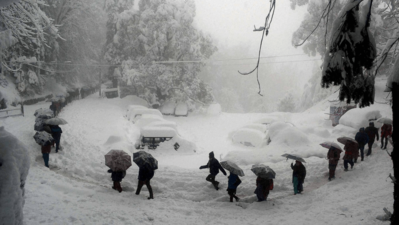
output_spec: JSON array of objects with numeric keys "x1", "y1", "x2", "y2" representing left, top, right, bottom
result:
[
  {"x1": 231, "y1": 128, "x2": 267, "y2": 148},
  {"x1": 175, "y1": 102, "x2": 188, "y2": 116},
  {"x1": 157, "y1": 135, "x2": 197, "y2": 153},
  {"x1": 207, "y1": 103, "x2": 221, "y2": 115},
  {"x1": 125, "y1": 105, "x2": 147, "y2": 118},
  {"x1": 0, "y1": 126, "x2": 30, "y2": 225},
  {"x1": 339, "y1": 108, "x2": 382, "y2": 130},
  {"x1": 268, "y1": 122, "x2": 310, "y2": 147},
  {"x1": 104, "y1": 135, "x2": 123, "y2": 145},
  {"x1": 228, "y1": 123, "x2": 267, "y2": 139}
]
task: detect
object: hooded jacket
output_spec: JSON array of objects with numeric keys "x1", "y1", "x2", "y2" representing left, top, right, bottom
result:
[{"x1": 200, "y1": 152, "x2": 227, "y2": 176}]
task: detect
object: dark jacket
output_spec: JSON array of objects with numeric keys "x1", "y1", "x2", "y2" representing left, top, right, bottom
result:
[
  {"x1": 355, "y1": 128, "x2": 369, "y2": 147},
  {"x1": 228, "y1": 173, "x2": 241, "y2": 190},
  {"x1": 327, "y1": 147, "x2": 341, "y2": 165},
  {"x1": 50, "y1": 125, "x2": 62, "y2": 139},
  {"x1": 138, "y1": 164, "x2": 154, "y2": 181},
  {"x1": 381, "y1": 124, "x2": 392, "y2": 138},
  {"x1": 108, "y1": 169, "x2": 126, "y2": 182},
  {"x1": 41, "y1": 144, "x2": 51, "y2": 154},
  {"x1": 200, "y1": 157, "x2": 227, "y2": 176},
  {"x1": 343, "y1": 141, "x2": 359, "y2": 160},
  {"x1": 365, "y1": 123, "x2": 379, "y2": 142},
  {"x1": 291, "y1": 162, "x2": 306, "y2": 183}
]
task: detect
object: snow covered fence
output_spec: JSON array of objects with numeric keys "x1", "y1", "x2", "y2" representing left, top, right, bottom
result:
[{"x1": 0, "y1": 126, "x2": 30, "y2": 225}]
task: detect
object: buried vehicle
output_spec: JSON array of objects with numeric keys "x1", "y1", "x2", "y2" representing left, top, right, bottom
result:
[{"x1": 136, "y1": 126, "x2": 177, "y2": 149}]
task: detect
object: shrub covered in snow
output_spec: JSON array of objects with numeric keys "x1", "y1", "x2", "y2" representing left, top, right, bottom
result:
[
  {"x1": 339, "y1": 108, "x2": 382, "y2": 130},
  {"x1": 0, "y1": 126, "x2": 30, "y2": 225}
]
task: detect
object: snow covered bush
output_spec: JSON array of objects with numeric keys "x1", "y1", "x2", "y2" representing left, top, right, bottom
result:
[
  {"x1": 277, "y1": 93, "x2": 296, "y2": 112},
  {"x1": 207, "y1": 103, "x2": 222, "y2": 115},
  {"x1": 0, "y1": 126, "x2": 30, "y2": 225}
]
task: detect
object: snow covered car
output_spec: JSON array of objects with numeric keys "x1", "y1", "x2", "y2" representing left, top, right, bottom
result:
[
  {"x1": 230, "y1": 128, "x2": 267, "y2": 147},
  {"x1": 147, "y1": 120, "x2": 177, "y2": 131},
  {"x1": 125, "y1": 105, "x2": 147, "y2": 118},
  {"x1": 174, "y1": 102, "x2": 188, "y2": 117},
  {"x1": 134, "y1": 114, "x2": 165, "y2": 128},
  {"x1": 136, "y1": 126, "x2": 177, "y2": 149},
  {"x1": 160, "y1": 101, "x2": 176, "y2": 115},
  {"x1": 128, "y1": 108, "x2": 163, "y2": 122}
]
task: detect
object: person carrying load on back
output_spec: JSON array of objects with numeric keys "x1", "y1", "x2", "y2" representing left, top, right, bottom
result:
[{"x1": 199, "y1": 151, "x2": 226, "y2": 190}]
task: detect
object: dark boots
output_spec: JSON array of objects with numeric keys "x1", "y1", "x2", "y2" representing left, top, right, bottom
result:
[{"x1": 113, "y1": 181, "x2": 122, "y2": 193}]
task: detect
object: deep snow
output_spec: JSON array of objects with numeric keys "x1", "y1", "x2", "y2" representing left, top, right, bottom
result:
[{"x1": 0, "y1": 77, "x2": 394, "y2": 225}]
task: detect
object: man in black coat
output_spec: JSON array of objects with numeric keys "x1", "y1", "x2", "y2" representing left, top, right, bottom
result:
[
  {"x1": 365, "y1": 122, "x2": 379, "y2": 156},
  {"x1": 108, "y1": 169, "x2": 126, "y2": 193},
  {"x1": 136, "y1": 164, "x2": 155, "y2": 199},
  {"x1": 199, "y1": 151, "x2": 226, "y2": 190}
]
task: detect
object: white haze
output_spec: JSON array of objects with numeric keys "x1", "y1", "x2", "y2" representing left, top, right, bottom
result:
[{"x1": 193, "y1": 0, "x2": 320, "y2": 112}]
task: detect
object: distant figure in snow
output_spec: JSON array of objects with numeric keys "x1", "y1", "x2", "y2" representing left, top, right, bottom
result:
[
  {"x1": 255, "y1": 176, "x2": 272, "y2": 201},
  {"x1": 380, "y1": 123, "x2": 392, "y2": 150},
  {"x1": 291, "y1": 160, "x2": 306, "y2": 194},
  {"x1": 365, "y1": 122, "x2": 379, "y2": 156},
  {"x1": 135, "y1": 164, "x2": 154, "y2": 199},
  {"x1": 355, "y1": 128, "x2": 369, "y2": 162},
  {"x1": 50, "y1": 125, "x2": 62, "y2": 153},
  {"x1": 41, "y1": 142, "x2": 52, "y2": 168},
  {"x1": 49, "y1": 102, "x2": 56, "y2": 117},
  {"x1": 199, "y1": 151, "x2": 226, "y2": 190},
  {"x1": 226, "y1": 172, "x2": 241, "y2": 202},
  {"x1": 327, "y1": 146, "x2": 341, "y2": 181},
  {"x1": 108, "y1": 169, "x2": 126, "y2": 193},
  {"x1": 343, "y1": 140, "x2": 358, "y2": 171}
]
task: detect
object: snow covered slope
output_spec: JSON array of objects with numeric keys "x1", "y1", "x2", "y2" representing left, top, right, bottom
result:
[{"x1": 0, "y1": 78, "x2": 393, "y2": 225}]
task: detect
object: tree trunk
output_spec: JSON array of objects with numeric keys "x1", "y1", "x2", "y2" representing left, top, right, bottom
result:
[{"x1": 392, "y1": 82, "x2": 398, "y2": 224}]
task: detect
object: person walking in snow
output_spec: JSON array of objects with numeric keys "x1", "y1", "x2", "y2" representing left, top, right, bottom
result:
[
  {"x1": 327, "y1": 146, "x2": 341, "y2": 181},
  {"x1": 380, "y1": 123, "x2": 392, "y2": 150},
  {"x1": 291, "y1": 160, "x2": 306, "y2": 194},
  {"x1": 355, "y1": 128, "x2": 369, "y2": 162},
  {"x1": 41, "y1": 142, "x2": 52, "y2": 168},
  {"x1": 135, "y1": 164, "x2": 155, "y2": 199},
  {"x1": 108, "y1": 169, "x2": 126, "y2": 193},
  {"x1": 343, "y1": 140, "x2": 358, "y2": 171},
  {"x1": 50, "y1": 125, "x2": 62, "y2": 153},
  {"x1": 255, "y1": 176, "x2": 272, "y2": 201},
  {"x1": 365, "y1": 122, "x2": 379, "y2": 156},
  {"x1": 199, "y1": 151, "x2": 227, "y2": 190},
  {"x1": 226, "y1": 172, "x2": 241, "y2": 202}
]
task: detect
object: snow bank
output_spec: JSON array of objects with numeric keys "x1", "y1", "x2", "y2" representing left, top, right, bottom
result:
[
  {"x1": 0, "y1": 126, "x2": 30, "y2": 225},
  {"x1": 339, "y1": 108, "x2": 382, "y2": 130},
  {"x1": 231, "y1": 128, "x2": 267, "y2": 148},
  {"x1": 268, "y1": 122, "x2": 311, "y2": 147},
  {"x1": 207, "y1": 103, "x2": 222, "y2": 115},
  {"x1": 175, "y1": 102, "x2": 188, "y2": 116}
]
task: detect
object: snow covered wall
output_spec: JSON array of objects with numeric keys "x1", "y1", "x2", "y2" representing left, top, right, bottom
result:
[{"x1": 0, "y1": 126, "x2": 30, "y2": 225}]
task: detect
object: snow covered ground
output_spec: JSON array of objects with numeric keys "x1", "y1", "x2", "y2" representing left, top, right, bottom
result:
[{"x1": 0, "y1": 77, "x2": 394, "y2": 225}]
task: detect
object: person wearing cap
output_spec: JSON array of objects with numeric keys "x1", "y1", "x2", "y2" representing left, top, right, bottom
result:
[
  {"x1": 199, "y1": 151, "x2": 227, "y2": 190},
  {"x1": 365, "y1": 122, "x2": 379, "y2": 156}
]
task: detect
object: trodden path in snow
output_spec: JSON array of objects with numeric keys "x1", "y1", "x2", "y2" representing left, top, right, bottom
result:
[{"x1": 1, "y1": 94, "x2": 392, "y2": 225}]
